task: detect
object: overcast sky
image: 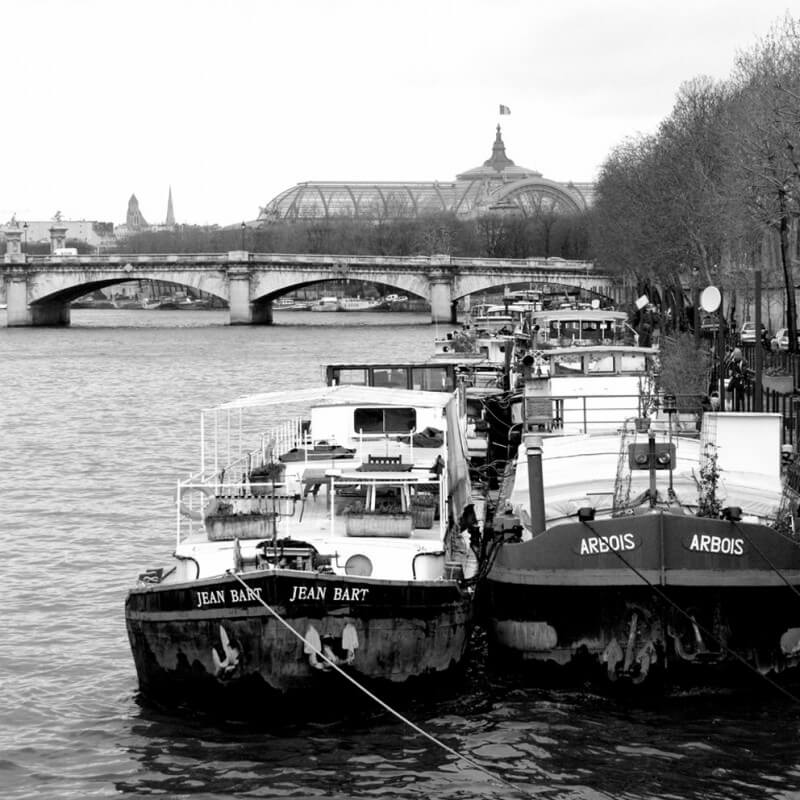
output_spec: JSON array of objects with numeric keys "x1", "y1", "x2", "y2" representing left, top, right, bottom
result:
[{"x1": 1, "y1": 0, "x2": 793, "y2": 227}]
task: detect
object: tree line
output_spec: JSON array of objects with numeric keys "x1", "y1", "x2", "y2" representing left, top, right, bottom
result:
[
  {"x1": 101, "y1": 210, "x2": 591, "y2": 262},
  {"x1": 591, "y1": 13, "x2": 800, "y2": 350}
]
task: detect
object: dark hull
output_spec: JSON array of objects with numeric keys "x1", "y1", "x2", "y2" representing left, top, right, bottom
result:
[
  {"x1": 126, "y1": 569, "x2": 472, "y2": 711},
  {"x1": 482, "y1": 512, "x2": 800, "y2": 686}
]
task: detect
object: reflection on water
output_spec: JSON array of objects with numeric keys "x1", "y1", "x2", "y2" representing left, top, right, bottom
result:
[{"x1": 2, "y1": 310, "x2": 800, "y2": 799}]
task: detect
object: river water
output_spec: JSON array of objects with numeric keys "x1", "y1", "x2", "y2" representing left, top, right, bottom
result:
[{"x1": 2, "y1": 309, "x2": 800, "y2": 800}]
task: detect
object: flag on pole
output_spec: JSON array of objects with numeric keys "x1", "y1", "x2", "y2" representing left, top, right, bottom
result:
[{"x1": 499, "y1": 104, "x2": 511, "y2": 115}]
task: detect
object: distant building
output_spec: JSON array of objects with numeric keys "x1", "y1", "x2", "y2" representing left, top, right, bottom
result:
[
  {"x1": 257, "y1": 126, "x2": 596, "y2": 223},
  {"x1": 1, "y1": 215, "x2": 114, "y2": 247},
  {"x1": 126, "y1": 194, "x2": 148, "y2": 230},
  {"x1": 115, "y1": 188, "x2": 177, "y2": 239}
]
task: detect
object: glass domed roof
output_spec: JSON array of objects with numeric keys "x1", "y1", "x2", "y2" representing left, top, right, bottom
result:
[{"x1": 257, "y1": 127, "x2": 594, "y2": 223}]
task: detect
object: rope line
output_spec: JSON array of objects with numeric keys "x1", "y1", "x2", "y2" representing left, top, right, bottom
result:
[
  {"x1": 226, "y1": 570, "x2": 535, "y2": 799},
  {"x1": 580, "y1": 521, "x2": 800, "y2": 705},
  {"x1": 732, "y1": 521, "x2": 800, "y2": 604}
]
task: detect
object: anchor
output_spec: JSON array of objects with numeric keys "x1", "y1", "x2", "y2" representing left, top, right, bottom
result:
[{"x1": 304, "y1": 623, "x2": 359, "y2": 670}]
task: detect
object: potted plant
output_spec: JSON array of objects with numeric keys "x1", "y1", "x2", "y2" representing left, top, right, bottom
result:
[{"x1": 204, "y1": 500, "x2": 274, "y2": 541}]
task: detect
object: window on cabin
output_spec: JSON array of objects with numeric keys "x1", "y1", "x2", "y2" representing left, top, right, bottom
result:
[
  {"x1": 354, "y1": 407, "x2": 417, "y2": 434},
  {"x1": 553, "y1": 355, "x2": 584, "y2": 375},
  {"x1": 581, "y1": 321, "x2": 602, "y2": 340},
  {"x1": 412, "y1": 367, "x2": 453, "y2": 392},
  {"x1": 587, "y1": 354, "x2": 615, "y2": 373},
  {"x1": 372, "y1": 367, "x2": 408, "y2": 389},
  {"x1": 620, "y1": 354, "x2": 647, "y2": 372},
  {"x1": 334, "y1": 368, "x2": 368, "y2": 386}
]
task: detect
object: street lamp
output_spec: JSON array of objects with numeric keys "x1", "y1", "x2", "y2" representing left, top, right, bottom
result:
[
  {"x1": 22, "y1": 222, "x2": 28, "y2": 255},
  {"x1": 240, "y1": 221, "x2": 246, "y2": 252}
]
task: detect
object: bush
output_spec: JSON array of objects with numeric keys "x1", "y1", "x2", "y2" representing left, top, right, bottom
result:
[{"x1": 657, "y1": 333, "x2": 710, "y2": 411}]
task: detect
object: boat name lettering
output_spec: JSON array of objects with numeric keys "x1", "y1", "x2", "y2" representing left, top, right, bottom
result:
[
  {"x1": 688, "y1": 534, "x2": 744, "y2": 556},
  {"x1": 289, "y1": 585, "x2": 370, "y2": 602},
  {"x1": 579, "y1": 533, "x2": 637, "y2": 556},
  {"x1": 195, "y1": 587, "x2": 263, "y2": 608}
]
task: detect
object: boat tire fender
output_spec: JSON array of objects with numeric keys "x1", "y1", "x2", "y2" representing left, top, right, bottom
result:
[{"x1": 178, "y1": 484, "x2": 216, "y2": 521}]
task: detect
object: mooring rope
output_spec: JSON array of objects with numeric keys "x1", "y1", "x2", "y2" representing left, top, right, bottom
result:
[
  {"x1": 227, "y1": 570, "x2": 535, "y2": 799},
  {"x1": 732, "y1": 520, "x2": 800, "y2": 604},
  {"x1": 580, "y1": 520, "x2": 800, "y2": 705}
]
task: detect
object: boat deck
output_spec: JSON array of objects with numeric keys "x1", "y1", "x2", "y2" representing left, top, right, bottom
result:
[{"x1": 181, "y1": 482, "x2": 445, "y2": 546}]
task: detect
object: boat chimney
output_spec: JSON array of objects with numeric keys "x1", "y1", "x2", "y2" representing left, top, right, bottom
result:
[
  {"x1": 648, "y1": 430, "x2": 657, "y2": 507},
  {"x1": 525, "y1": 433, "x2": 547, "y2": 535}
]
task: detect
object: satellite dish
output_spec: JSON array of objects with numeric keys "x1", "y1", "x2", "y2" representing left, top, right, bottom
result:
[{"x1": 700, "y1": 286, "x2": 721, "y2": 313}]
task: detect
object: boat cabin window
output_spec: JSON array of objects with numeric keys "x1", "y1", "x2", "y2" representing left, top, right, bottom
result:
[
  {"x1": 412, "y1": 366, "x2": 454, "y2": 392},
  {"x1": 354, "y1": 407, "x2": 417, "y2": 434},
  {"x1": 372, "y1": 367, "x2": 408, "y2": 389},
  {"x1": 587, "y1": 354, "x2": 615, "y2": 373},
  {"x1": 620, "y1": 354, "x2": 647, "y2": 372},
  {"x1": 552, "y1": 354, "x2": 584, "y2": 375},
  {"x1": 331, "y1": 368, "x2": 368, "y2": 386}
]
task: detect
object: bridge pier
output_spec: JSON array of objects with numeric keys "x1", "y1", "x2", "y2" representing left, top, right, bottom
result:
[
  {"x1": 5, "y1": 272, "x2": 32, "y2": 326},
  {"x1": 3, "y1": 271, "x2": 71, "y2": 326},
  {"x1": 4, "y1": 227, "x2": 74, "y2": 326},
  {"x1": 429, "y1": 268, "x2": 454, "y2": 324},
  {"x1": 228, "y1": 263, "x2": 273, "y2": 325},
  {"x1": 3, "y1": 230, "x2": 31, "y2": 326}
]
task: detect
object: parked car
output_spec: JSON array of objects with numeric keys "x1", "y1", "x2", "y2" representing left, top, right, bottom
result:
[
  {"x1": 740, "y1": 321, "x2": 767, "y2": 344},
  {"x1": 770, "y1": 327, "x2": 800, "y2": 351}
]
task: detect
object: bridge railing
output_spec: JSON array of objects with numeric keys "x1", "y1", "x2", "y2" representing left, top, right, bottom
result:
[{"x1": 16, "y1": 252, "x2": 599, "y2": 272}]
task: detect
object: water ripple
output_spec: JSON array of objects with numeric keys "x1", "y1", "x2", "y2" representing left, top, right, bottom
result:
[{"x1": 3, "y1": 313, "x2": 800, "y2": 799}]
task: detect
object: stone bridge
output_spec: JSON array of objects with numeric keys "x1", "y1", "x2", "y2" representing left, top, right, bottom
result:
[{"x1": 1, "y1": 227, "x2": 614, "y2": 326}]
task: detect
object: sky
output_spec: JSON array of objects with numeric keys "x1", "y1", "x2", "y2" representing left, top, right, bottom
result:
[{"x1": 1, "y1": 0, "x2": 794, "y2": 228}]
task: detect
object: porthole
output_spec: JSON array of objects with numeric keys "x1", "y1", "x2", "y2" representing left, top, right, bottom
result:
[{"x1": 345, "y1": 554, "x2": 373, "y2": 577}]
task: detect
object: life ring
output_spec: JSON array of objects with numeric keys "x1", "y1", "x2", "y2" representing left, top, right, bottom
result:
[{"x1": 178, "y1": 484, "x2": 216, "y2": 521}]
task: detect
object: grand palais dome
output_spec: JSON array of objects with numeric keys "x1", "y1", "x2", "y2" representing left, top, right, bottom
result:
[{"x1": 256, "y1": 126, "x2": 595, "y2": 223}]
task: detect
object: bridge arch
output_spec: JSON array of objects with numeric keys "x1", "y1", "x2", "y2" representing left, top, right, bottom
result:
[
  {"x1": 29, "y1": 269, "x2": 229, "y2": 307},
  {"x1": 452, "y1": 267, "x2": 614, "y2": 306},
  {"x1": 250, "y1": 269, "x2": 432, "y2": 306}
]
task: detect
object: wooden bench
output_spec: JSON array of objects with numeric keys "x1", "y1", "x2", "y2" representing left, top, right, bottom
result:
[{"x1": 357, "y1": 454, "x2": 413, "y2": 472}]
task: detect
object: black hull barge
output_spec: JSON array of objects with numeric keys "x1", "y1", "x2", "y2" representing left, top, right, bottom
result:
[
  {"x1": 125, "y1": 385, "x2": 482, "y2": 712},
  {"x1": 127, "y1": 571, "x2": 470, "y2": 708},
  {"x1": 484, "y1": 413, "x2": 800, "y2": 688}
]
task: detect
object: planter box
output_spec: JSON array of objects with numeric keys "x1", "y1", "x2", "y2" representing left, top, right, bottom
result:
[
  {"x1": 205, "y1": 513, "x2": 272, "y2": 541},
  {"x1": 411, "y1": 505, "x2": 435, "y2": 529},
  {"x1": 345, "y1": 511, "x2": 413, "y2": 538}
]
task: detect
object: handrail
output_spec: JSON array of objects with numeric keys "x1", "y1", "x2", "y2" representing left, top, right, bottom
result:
[{"x1": 17, "y1": 252, "x2": 598, "y2": 272}]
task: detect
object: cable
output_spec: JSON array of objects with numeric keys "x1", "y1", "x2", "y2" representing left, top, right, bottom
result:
[
  {"x1": 580, "y1": 519, "x2": 800, "y2": 704},
  {"x1": 226, "y1": 569, "x2": 537, "y2": 799},
  {"x1": 732, "y1": 520, "x2": 800, "y2": 604}
]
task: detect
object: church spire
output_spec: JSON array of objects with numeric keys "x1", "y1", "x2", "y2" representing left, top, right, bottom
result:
[{"x1": 166, "y1": 186, "x2": 175, "y2": 226}]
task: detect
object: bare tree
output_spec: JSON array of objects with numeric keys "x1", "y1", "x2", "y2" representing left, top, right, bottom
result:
[{"x1": 729, "y1": 14, "x2": 800, "y2": 350}]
